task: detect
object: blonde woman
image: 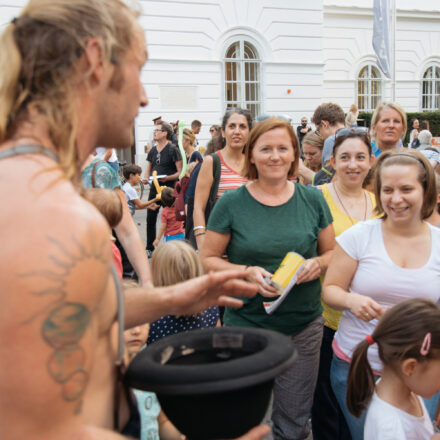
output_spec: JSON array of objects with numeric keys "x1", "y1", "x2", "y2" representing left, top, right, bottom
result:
[
  {"x1": 147, "y1": 241, "x2": 219, "y2": 344},
  {"x1": 345, "y1": 104, "x2": 358, "y2": 127},
  {"x1": 302, "y1": 130, "x2": 324, "y2": 173},
  {"x1": 370, "y1": 102, "x2": 407, "y2": 157},
  {"x1": 182, "y1": 128, "x2": 202, "y2": 164}
]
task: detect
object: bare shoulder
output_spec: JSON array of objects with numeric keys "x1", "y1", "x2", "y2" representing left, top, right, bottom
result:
[{"x1": 0, "y1": 164, "x2": 113, "y2": 437}]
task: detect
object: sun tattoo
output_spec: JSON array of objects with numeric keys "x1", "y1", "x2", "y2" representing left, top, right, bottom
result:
[{"x1": 19, "y1": 230, "x2": 110, "y2": 414}]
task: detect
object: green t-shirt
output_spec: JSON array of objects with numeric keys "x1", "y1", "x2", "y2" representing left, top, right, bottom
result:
[{"x1": 207, "y1": 184, "x2": 333, "y2": 335}]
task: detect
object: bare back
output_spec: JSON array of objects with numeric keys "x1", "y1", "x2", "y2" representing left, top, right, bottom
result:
[{"x1": 0, "y1": 151, "x2": 119, "y2": 438}]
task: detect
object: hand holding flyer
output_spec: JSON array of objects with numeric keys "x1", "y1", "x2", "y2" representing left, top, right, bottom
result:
[{"x1": 263, "y1": 252, "x2": 306, "y2": 315}]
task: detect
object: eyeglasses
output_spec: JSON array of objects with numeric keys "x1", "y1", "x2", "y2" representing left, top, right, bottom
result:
[
  {"x1": 154, "y1": 129, "x2": 165, "y2": 133},
  {"x1": 156, "y1": 152, "x2": 161, "y2": 164},
  {"x1": 335, "y1": 127, "x2": 369, "y2": 139}
]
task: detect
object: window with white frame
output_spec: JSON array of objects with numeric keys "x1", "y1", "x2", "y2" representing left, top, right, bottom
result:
[
  {"x1": 357, "y1": 65, "x2": 382, "y2": 111},
  {"x1": 421, "y1": 65, "x2": 440, "y2": 111},
  {"x1": 224, "y1": 40, "x2": 261, "y2": 119}
]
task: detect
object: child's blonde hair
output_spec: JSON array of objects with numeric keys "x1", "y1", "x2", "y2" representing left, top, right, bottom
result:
[{"x1": 151, "y1": 241, "x2": 204, "y2": 287}]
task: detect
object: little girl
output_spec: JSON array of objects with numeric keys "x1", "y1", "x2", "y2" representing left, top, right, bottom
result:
[
  {"x1": 347, "y1": 298, "x2": 440, "y2": 439},
  {"x1": 147, "y1": 240, "x2": 219, "y2": 344}
]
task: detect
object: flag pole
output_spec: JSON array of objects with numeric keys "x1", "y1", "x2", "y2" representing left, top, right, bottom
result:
[{"x1": 391, "y1": 0, "x2": 396, "y2": 102}]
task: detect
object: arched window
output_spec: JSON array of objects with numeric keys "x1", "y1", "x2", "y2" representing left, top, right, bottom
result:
[
  {"x1": 421, "y1": 65, "x2": 440, "y2": 111},
  {"x1": 357, "y1": 65, "x2": 382, "y2": 111},
  {"x1": 224, "y1": 40, "x2": 261, "y2": 119}
]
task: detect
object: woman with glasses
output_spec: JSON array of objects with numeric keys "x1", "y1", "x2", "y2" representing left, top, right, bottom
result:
[
  {"x1": 370, "y1": 102, "x2": 407, "y2": 157},
  {"x1": 312, "y1": 129, "x2": 375, "y2": 440},
  {"x1": 322, "y1": 149, "x2": 440, "y2": 439},
  {"x1": 193, "y1": 108, "x2": 252, "y2": 250},
  {"x1": 201, "y1": 118, "x2": 335, "y2": 440}
]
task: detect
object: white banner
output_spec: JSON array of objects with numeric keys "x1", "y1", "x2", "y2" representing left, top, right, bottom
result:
[{"x1": 373, "y1": 0, "x2": 391, "y2": 79}]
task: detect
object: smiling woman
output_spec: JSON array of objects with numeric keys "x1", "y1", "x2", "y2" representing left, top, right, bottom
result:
[
  {"x1": 311, "y1": 130, "x2": 376, "y2": 439},
  {"x1": 201, "y1": 117, "x2": 335, "y2": 439},
  {"x1": 322, "y1": 149, "x2": 440, "y2": 439},
  {"x1": 370, "y1": 102, "x2": 407, "y2": 156},
  {"x1": 192, "y1": 108, "x2": 252, "y2": 250}
]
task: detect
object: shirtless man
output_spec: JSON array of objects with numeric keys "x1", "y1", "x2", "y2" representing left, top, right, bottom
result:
[{"x1": 0, "y1": 1, "x2": 268, "y2": 439}]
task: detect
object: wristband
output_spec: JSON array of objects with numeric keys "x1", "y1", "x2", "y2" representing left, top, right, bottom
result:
[
  {"x1": 193, "y1": 226, "x2": 206, "y2": 232},
  {"x1": 195, "y1": 231, "x2": 206, "y2": 237}
]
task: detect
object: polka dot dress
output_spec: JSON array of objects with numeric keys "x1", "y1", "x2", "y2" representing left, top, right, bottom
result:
[{"x1": 147, "y1": 306, "x2": 220, "y2": 345}]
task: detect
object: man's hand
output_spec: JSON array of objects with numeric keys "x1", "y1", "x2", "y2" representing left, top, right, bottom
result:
[
  {"x1": 167, "y1": 270, "x2": 258, "y2": 316},
  {"x1": 124, "y1": 269, "x2": 259, "y2": 328}
]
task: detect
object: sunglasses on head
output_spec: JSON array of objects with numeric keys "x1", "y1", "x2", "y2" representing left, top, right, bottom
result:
[{"x1": 335, "y1": 127, "x2": 369, "y2": 139}]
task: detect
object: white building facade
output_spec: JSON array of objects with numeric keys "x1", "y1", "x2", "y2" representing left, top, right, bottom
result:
[{"x1": 1, "y1": 0, "x2": 439, "y2": 167}]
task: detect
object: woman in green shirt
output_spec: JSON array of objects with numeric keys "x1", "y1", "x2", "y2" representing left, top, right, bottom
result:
[{"x1": 201, "y1": 117, "x2": 335, "y2": 440}]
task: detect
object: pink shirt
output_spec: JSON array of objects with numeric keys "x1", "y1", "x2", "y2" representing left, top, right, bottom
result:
[{"x1": 216, "y1": 150, "x2": 247, "y2": 200}]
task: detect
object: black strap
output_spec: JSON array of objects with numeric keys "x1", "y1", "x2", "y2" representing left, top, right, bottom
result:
[
  {"x1": 0, "y1": 144, "x2": 60, "y2": 163},
  {"x1": 208, "y1": 152, "x2": 221, "y2": 204}
]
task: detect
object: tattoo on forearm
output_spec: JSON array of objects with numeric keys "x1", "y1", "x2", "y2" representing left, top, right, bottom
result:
[{"x1": 20, "y1": 233, "x2": 110, "y2": 414}]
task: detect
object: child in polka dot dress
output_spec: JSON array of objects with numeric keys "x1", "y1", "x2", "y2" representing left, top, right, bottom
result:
[{"x1": 147, "y1": 240, "x2": 220, "y2": 345}]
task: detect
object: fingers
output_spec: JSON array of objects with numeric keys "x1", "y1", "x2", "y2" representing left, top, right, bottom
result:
[
  {"x1": 297, "y1": 259, "x2": 321, "y2": 284},
  {"x1": 234, "y1": 425, "x2": 271, "y2": 440},
  {"x1": 217, "y1": 296, "x2": 244, "y2": 308}
]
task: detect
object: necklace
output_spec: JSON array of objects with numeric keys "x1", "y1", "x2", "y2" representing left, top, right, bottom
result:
[{"x1": 333, "y1": 183, "x2": 368, "y2": 225}]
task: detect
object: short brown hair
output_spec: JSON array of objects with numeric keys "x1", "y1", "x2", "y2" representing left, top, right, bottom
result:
[
  {"x1": 373, "y1": 149, "x2": 437, "y2": 219},
  {"x1": 242, "y1": 117, "x2": 299, "y2": 180},
  {"x1": 312, "y1": 103, "x2": 345, "y2": 127}
]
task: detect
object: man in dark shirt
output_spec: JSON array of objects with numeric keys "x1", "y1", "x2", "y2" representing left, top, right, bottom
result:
[
  {"x1": 143, "y1": 121, "x2": 182, "y2": 253},
  {"x1": 296, "y1": 117, "x2": 312, "y2": 151}
]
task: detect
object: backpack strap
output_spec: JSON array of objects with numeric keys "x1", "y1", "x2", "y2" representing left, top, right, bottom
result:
[
  {"x1": 0, "y1": 144, "x2": 60, "y2": 163},
  {"x1": 91, "y1": 160, "x2": 105, "y2": 188},
  {"x1": 208, "y1": 153, "x2": 221, "y2": 204}
]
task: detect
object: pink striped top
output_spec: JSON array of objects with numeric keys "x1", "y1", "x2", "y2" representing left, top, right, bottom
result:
[{"x1": 216, "y1": 150, "x2": 247, "y2": 200}]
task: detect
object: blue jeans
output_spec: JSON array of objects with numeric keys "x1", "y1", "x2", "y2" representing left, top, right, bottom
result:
[
  {"x1": 312, "y1": 327, "x2": 351, "y2": 440},
  {"x1": 330, "y1": 355, "x2": 367, "y2": 440}
]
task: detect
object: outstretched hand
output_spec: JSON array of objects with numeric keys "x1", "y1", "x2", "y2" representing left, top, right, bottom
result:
[{"x1": 167, "y1": 269, "x2": 259, "y2": 317}]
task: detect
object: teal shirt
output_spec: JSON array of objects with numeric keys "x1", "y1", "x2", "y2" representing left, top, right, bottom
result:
[
  {"x1": 207, "y1": 184, "x2": 333, "y2": 335},
  {"x1": 82, "y1": 158, "x2": 121, "y2": 189}
]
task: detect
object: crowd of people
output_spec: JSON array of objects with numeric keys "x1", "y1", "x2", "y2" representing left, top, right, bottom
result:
[{"x1": 1, "y1": 1, "x2": 440, "y2": 440}]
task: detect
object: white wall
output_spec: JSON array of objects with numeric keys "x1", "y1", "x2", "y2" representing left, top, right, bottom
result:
[
  {"x1": 323, "y1": 2, "x2": 440, "y2": 115},
  {"x1": 136, "y1": 0, "x2": 325, "y2": 167}
]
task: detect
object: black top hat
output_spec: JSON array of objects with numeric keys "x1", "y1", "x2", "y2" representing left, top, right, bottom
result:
[{"x1": 125, "y1": 326, "x2": 296, "y2": 439}]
